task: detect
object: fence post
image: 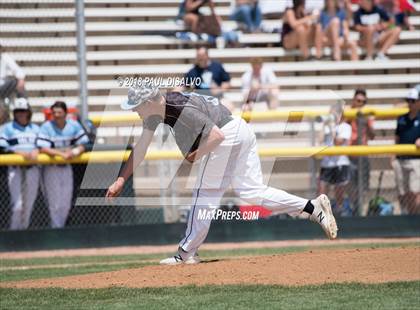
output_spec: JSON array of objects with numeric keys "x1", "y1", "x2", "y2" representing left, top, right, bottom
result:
[
  {"x1": 75, "y1": 0, "x2": 88, "y2": 124},
  {"x1": 356, "y1": 111, "x2": 364, "y2": 216}
]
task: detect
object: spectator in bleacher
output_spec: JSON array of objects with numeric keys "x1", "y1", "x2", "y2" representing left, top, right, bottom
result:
[
  {"x1": 36, "y1": 101, "x2": 89, "y2": 228},
  {"x1": 378, "y1": 0, "x2": 415, "y2": 30},
  {"x1": 353, "y1": 0, "x2": 401, "y2": 60},
  {"x1": 185, "y1": 47, "x2": 231, "y2": 100},
  {"x1": 230, "y1": 0, "x2": 262, "y2": 33},
  {"x1": 281, "y1": 0, "x2": 321, "y2": 60},
  {"x1": 183, "y1": 0, "x2": 222, "y2": 35},
  {"x1": 392, "y1": 87, "x2": 420, "y2": 214},
  {"x1": 318, "y1": 102, "x2": 353, "y2": 216},
  {"x1": 0, "y1": 98, "x2": 40, "y2": 230},
  {"x1": 315, "y1": 0, "x2": 359, "y2": 60},
  {"x1": 347, "y1": 88, "x2": 375, "y2": 213},
  {"x1": 0, "y1": 44, "x2": 26, "y2": 125},
  {"x1": 241, "y1": 57, "x2": 279, "y2": 111}
]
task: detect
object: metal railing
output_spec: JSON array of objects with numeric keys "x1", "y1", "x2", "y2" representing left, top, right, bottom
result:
[{"x1": 1, "y1": 144, "x2": 418, "y2": 231}]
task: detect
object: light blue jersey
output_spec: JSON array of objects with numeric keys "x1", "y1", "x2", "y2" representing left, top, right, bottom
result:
[
  {"x1": 36, "y1": 119, "x2": 89, "y2": 149},
  {"x1": 0, "y1": 121, "x2": 40, "y2": 152}
]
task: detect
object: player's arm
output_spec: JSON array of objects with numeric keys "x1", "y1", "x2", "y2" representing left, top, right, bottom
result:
[
  {"x1": 39, "y1": 147, "x2": 67, "y2": 158},
  {"x1": 186, "y1": 125, "x2": 224, "y2": 162},
  {"x1": 36, "y1": 125, "x2": 65, "y2": 158},
  {"x1": 106, "y1": 128, "x2": 155, "y2": 198}
]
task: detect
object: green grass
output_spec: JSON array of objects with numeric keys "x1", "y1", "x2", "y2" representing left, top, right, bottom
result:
[
  {"x1": 1, "y1": 282, "x2": 419, "y2": 310},
  {"x1": 0, "y1": 262, "x2": 153, "y2": 283}
]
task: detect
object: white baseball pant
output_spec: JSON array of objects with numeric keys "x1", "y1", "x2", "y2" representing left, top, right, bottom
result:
[
  {"x1": 179, "y1": 117, "x2": 308, "y2": 254},
  {"x1": 8, "y1": 166, "x2": 40, "y2": 230},
  {"x1": 42, "y1": 165, "x2": 73, "y2": 228}
]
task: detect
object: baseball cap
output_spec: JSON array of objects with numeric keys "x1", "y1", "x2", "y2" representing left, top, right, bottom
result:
[
  {"x1": 11, "y1": 97, "x2": 30, "y2": 111},
  {"x1": 406, "y1": 88, "x2": 419, "y2": 101},
  {"x1": 120, "y1": 83, "x2": 160, "y2": 110}
]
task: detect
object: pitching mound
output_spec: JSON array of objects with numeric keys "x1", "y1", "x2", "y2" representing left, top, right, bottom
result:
[{"x1": 3, "y1": 247, "x2": 419, "y2": 289}]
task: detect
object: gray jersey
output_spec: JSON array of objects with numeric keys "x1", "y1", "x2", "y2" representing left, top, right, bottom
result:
[{"x1": 143, "y1": 91, "x2": 232, "y2": 157}]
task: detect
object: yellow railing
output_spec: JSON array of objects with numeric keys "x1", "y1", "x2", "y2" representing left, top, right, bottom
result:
[
  {"x1": 90, "y1": 107, "x2": 409, "y2": 126},
  {"x1": 1, "y1": 145, "x2": 418, "y2": 166}
]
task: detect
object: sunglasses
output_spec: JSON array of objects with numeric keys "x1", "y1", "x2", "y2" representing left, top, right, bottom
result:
[{"x1": 407, "y1": 99, "x2": 416, "y2": 104}]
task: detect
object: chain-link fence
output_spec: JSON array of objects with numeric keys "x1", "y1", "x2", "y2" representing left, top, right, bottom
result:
[
  {"x1": 1, "y1": 1, "x2": 419, "y2": 232},
  {"x1": 1, "y1": 111, "x2": 419, "y2": 231}
]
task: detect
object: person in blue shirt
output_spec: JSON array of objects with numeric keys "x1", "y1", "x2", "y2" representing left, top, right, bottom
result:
[
  {"x1": 315, "y1": 0, "x2": 358, "y2": 61},
  {"x1": 184, "y1": 47, "x2": 231, "y2": 98},
  {"x1": 0, "y1": 98, "x2": 40, "y2": 230},
  {"x1": 392, "y1": 88, "x2": 420, "y2": 214},
  {"x1": 36, "y1": 101, "x2": 89, "y2": 228},
  {"x1": 353, "y1": 0, "x2": 401, "y2": 60}
]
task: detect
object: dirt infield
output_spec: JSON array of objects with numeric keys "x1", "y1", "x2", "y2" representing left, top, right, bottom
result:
[{"x1": 3, "y1": 247, "x2": 419, "y2": 289}]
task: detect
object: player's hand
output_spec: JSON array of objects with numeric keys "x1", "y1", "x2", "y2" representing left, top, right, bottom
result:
[
  {"x1": 415, "y1": 138, "x2": 420, "y2": 148},
  {"x1": 186, "y1": 151, "x2": 197, "y2": 163},
  {"x1": 21, "y1": 152, "x2": 32, "y2": 160},
  {"x1": 106, "y1": 178, "x2": 125, "y2": 200},
  {"x1": 29, "y1": 149, "x2": 39, "y2": 161},
  {"x1": 62, "y1": 150, "x2": 74, "y2": 160}
]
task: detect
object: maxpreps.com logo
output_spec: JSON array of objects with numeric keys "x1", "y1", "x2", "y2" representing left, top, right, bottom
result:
[{"x1": 197, "y1": 209, "x2": 259, "y2": 221}]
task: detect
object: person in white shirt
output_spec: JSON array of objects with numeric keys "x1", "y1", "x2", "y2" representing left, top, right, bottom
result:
[
  {"x1": 0, "y1": 45, "x2": 26, "y2": 100},
  {"x1": 241, "y1": 57, "x2": 279, "y2": 112},
  {"x1": 318, "y1": 103, "x2": 352, "y2": 216}
]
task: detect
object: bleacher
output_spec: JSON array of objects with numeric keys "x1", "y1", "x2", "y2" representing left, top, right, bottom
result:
[{"x1": 1, "y1": 0, "x2": 419, "y2": 198}]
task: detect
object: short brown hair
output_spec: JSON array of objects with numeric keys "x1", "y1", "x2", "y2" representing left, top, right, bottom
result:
[{"x1": 51, "y1": 101, "x2": 67, "y2": 113}]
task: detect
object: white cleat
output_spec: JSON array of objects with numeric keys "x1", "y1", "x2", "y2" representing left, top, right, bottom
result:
[
  {"x1": 159, "y1": 254, "x2": 184, "y2": 265},
  {"x1": 159, "y1": 253, "x2": 201, "y2": 265},
  {"x1": 184, "y1": 253, "x2": 201, "y2": 265},
  {"x1": 310, "y1": 194, "x2": 338, "y2": 240}
]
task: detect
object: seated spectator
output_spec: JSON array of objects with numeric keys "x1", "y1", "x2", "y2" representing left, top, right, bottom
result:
[
  {"x1": 315, "y1": 0, "x2": 359, "y2": 60},
  {"x1": 392, "y1": 88, "x2": 420, "y2": 214},
  {"x1": 347, "y1": 88, "x2": 375, "y2": 213},
  {"x1": 230, "y1": 0, "x2": 262, "y2": 33},
  {"x1": 241, "y1": 57, "x2": 279, "y2": 111},
  {"x1": 36, "y1": 101, "x2": 89, "y2": 228},
  {"x1": 183, "y1": 0, "x2": 222, "y2": 36},
  {"x1": 0, "y1": 98, "x2": 40, "y2": 230},
  {"x1": 281, "y1": 0, "x2": 320, "y2": 60},
  {"x1": 0, "y1": 44, "x2": 26, "y2": 124},
  {"x1": 379, "y1": 0, "x2": 415, "y2": 30},
  {"x1": 184, "y1": 47, "x2": 231, "y2": 99},
  {"x1": 353, "y1": 0, "x2": 401, "y2": 60},
  {"x1": 318, "y1": 103, "x2": 352, "y2": 216}
]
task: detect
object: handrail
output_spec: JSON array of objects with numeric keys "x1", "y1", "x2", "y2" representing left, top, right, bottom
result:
[
  {"x1": 89, "y1": 107, "x2": 409, "y2": 126},
  {"x1": 0, "y1": 144, "x2": 418, "y2": 166}
]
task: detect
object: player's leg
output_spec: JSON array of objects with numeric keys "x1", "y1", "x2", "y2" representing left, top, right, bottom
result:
[
  {"x1": 21, "y1": 166, "x2": 40, "y2": 229},
  {"x1": 231, "y1": 118, "x2": 338, "y2": 239},
  {"x1": 57, "y1": 165, "x2": 74, "y2": 228},
  {"x1": 43, "y1": 166, "x2": 63, "y2": 228},
  {"x1": 161, "y1": 119, "x2": 243, "y2": 265},
  {"x1": 8, "y1": 166, "x2": 24, "y2": 230}
]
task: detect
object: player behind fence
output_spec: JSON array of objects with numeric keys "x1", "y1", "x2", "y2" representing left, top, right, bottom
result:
[
  {"x1": 36, "y1": 101, "x2": 89, "y2": 228},
  {"x1": 0, "y1": 98, "x2": 39, "y2": 230}
]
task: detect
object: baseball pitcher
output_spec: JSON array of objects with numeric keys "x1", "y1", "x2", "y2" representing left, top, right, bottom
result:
[{"x1": 106, "y1": 84, "x2": 338, "y2": 265}]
